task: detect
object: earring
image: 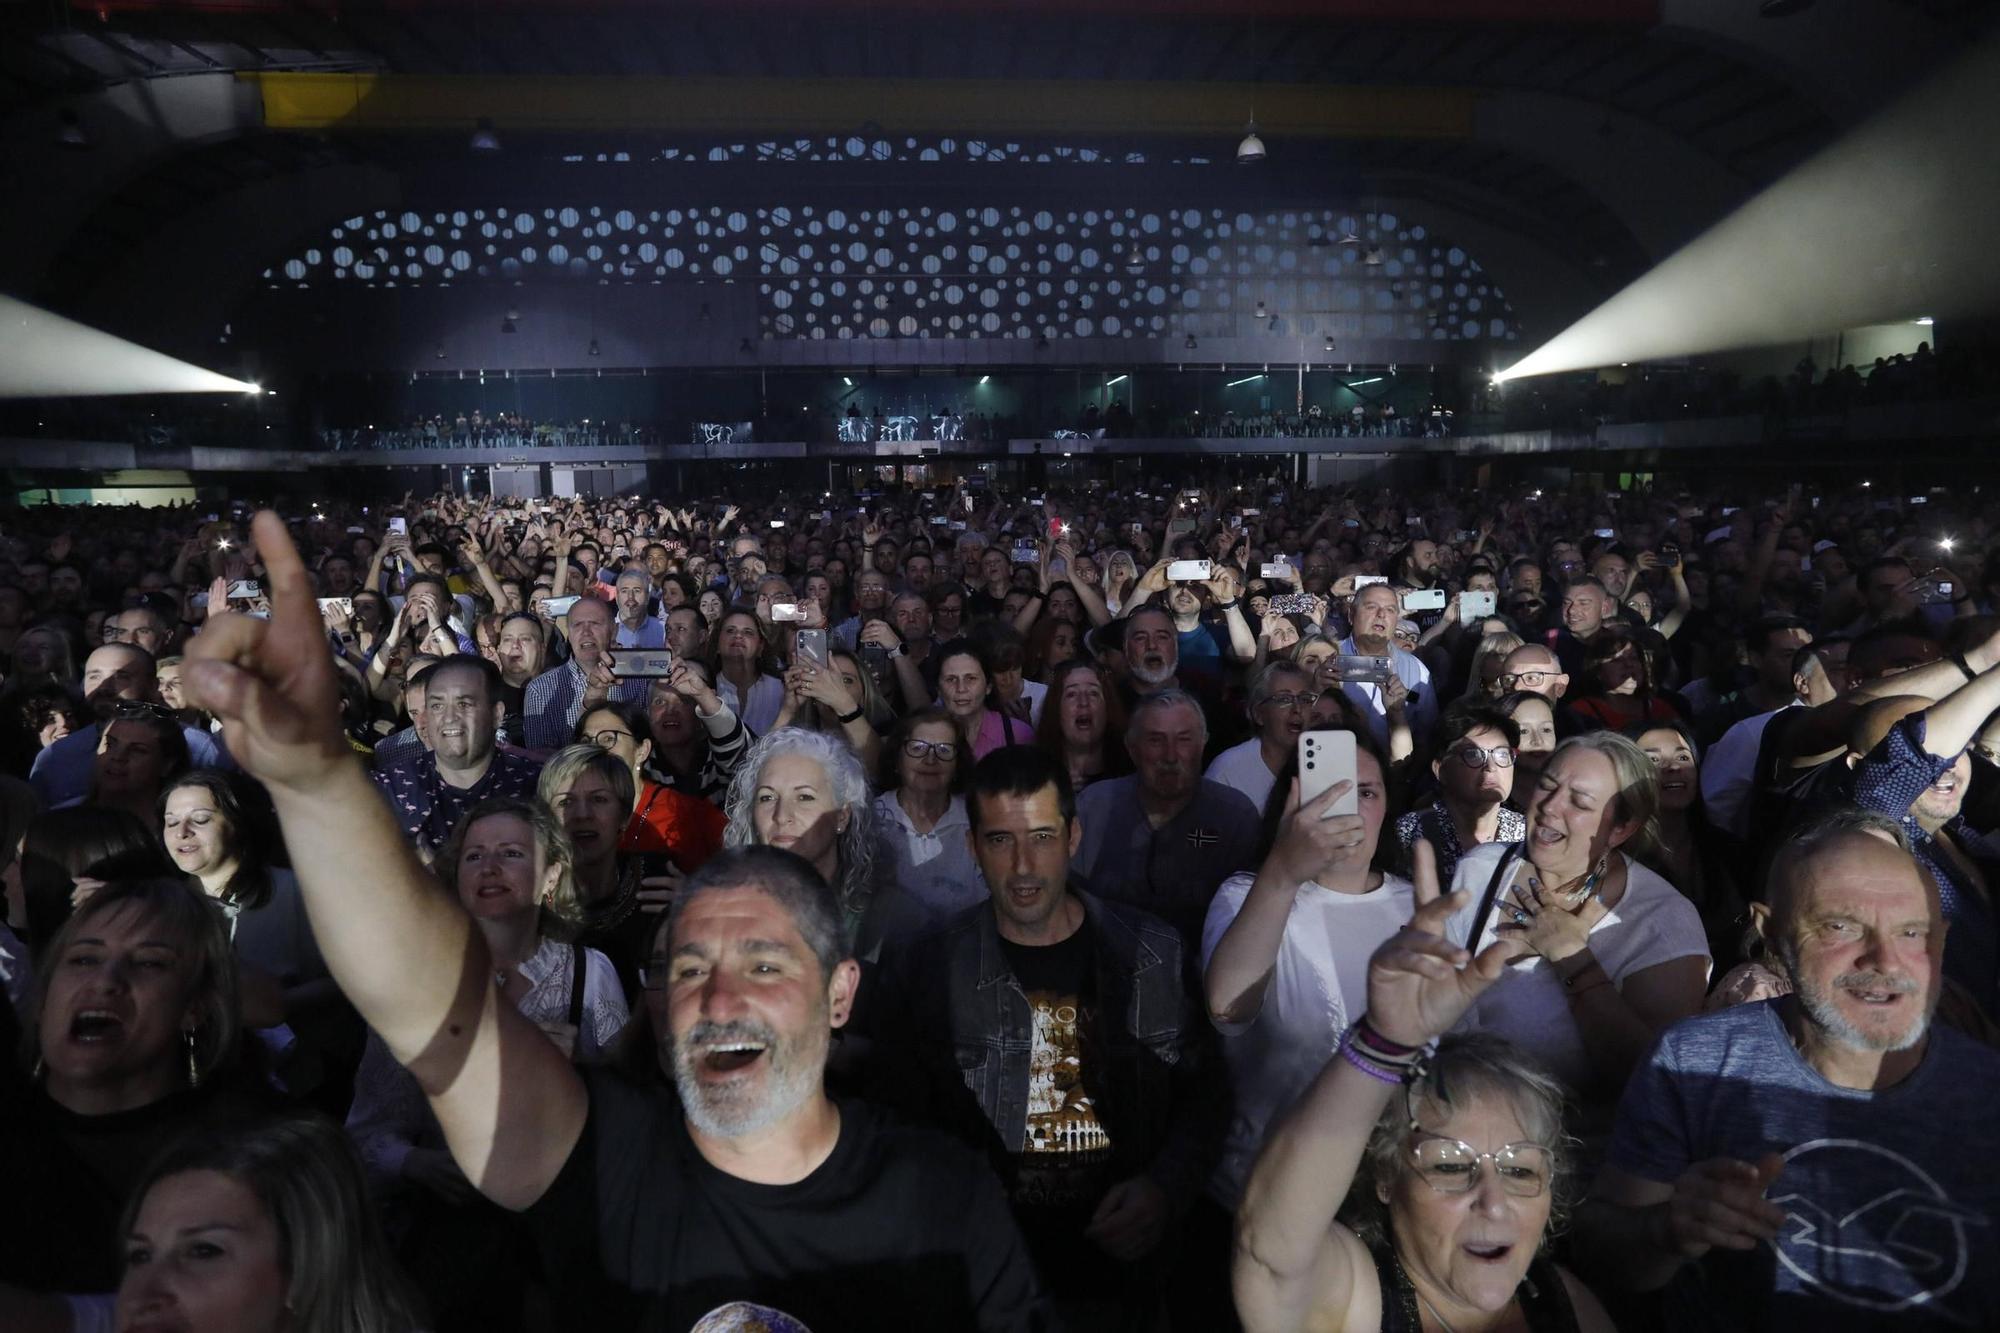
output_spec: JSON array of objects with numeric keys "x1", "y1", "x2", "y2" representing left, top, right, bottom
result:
[
  {"x1": 30, "y1": 1054, "x2": 44, "y2": 1082},
  {"x1": 184, "y1": 1030, "x2": 200, "y2": 1088}
]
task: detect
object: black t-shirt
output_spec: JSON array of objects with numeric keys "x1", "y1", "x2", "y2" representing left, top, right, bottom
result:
[{"x1": 525, "y1": 1067, "x2": 1050, "y2": 1332}]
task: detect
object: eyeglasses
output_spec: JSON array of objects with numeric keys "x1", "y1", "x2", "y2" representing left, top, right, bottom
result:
[
  {"x1": 1451, "y1": 744, "x2": 1516, "y2": 770},
  {"x1": 1499, "y1": 670, "x2": 1553, "y2": 690},
  {"x1": 1408, "y1": 1136, "x2": 1552, "y2": 1198},
  {"x1": 1263, "y1": 691, "x2": 1321, "y2": 710},
  {"x1": 588, "y1": 728, "x2": 635, "y2": 749},
  {"x1": 903, "y1": 739, "x2": 959, "y2": 762},
  {"x1": 111, "y1": 700, "x2": 177, "y2": 723}
]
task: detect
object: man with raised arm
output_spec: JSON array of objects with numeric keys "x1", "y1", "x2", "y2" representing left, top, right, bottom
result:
[{"x1": 184, "y1": 512, "x2": 1048, "y2": 1333}]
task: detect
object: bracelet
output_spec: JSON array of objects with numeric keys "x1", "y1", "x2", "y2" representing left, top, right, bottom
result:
[
  {"x1": 835, "y1": 704, "x2": 865, "y2": 724},
  {"x1": 1557, "y1": 955, "x2": 1605, "y2": 988},
  {"x1": 1216, "y1": 599, "x2": 1241, "y2": 610},
  {"x1": 1338, "y1": 1041, "x2": 1405, "y2": 1085},
  {"x1": 1950, "y1": 651, "x2": 1978, "y2": 683},
  {"x1": 1566, "y1": 975, "x2": 1613, "y2": 999},
  {"x1": 1349, "y1": 1013, "x2": 1421, "y2": 1060}
]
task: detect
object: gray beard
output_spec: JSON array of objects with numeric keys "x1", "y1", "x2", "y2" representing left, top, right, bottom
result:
[
  {"x1": 670, "y1": 1025, "x2": 824, "y2": 1139},
  {"x1": 1130, "y1": 658, "x2": 1176, "y2": 687}
]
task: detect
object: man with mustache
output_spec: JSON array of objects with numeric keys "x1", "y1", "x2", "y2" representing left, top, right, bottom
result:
[
  {"x1": 1069, "y1": 690, "x2": 1259, "y2": 956},
  {"x1": 864, "y1": 747, "x2": 1223, "y2": 1324},
  {"x1": 183, "y1": 513, "x2": 1047, "y2": 1333},
  {"x1": 1579, "y1": 811, "x2": 2000, "y2": 1330}
]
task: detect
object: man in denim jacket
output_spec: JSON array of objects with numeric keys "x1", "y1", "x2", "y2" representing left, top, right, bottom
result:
[{"x1": 864, "y1": 746, "x2": 1225, "y2": 1327}]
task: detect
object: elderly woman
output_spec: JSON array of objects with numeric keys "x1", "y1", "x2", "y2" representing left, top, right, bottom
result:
[
  {"x1": 872, "y1": 707, "x2": 984, "y2": 929},
  {"x1": 1233, "y1": 886, "x2": 1617, "y2": 1332},
  {"x1": 0, "y1": 878, "x2": 254, "y2": 1307},
  {"x1": 722, "y1": 726, "x2": 888, "y2": 953},
  {"x1": 1427, "y1": 732, "x2": 1709, "y2": 1104},
  {"x1": 116, "y1": 1115, "x2": 422, "y2": 1333}
]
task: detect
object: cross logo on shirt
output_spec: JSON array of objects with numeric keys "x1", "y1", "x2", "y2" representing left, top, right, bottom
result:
[{"x1": 1187, "y1": 828, "x2": 1218, "y2": 849}]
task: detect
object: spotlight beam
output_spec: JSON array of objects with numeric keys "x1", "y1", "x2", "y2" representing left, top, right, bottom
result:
[
  {"x1": 0, "y1": 295, "x2": 261, "y2": 398},
  {"x1": 1497, "y1": 36, "x2": 2000, "y2": 381}
]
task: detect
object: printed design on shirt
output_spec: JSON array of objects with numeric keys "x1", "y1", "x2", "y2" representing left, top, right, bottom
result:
[
  {"x1": 1186, "y1": 827, "x2": 1219, "y2": 849},
  {"x1": 1768, "y1": 1138, "x2": 1990, "y2": 1317},
  {"x1": 690, "y1": 1301, "x2": 813, "y2": 1332},
  {"x1": 1014, "y1": 988, "x2": 1114, "y2": 1209}
]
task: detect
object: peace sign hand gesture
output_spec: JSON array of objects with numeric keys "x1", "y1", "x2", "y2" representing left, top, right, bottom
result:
[{"x1": 1365, "y1": 865, "x2": 1525, "y2": 1048}]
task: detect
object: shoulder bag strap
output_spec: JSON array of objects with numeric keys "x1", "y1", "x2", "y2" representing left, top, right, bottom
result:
[
  {"x1": 1465, "y1": 844, "x2": 1523, "y2": 953},
  {"x1": 568, "y1": 942, "x2": 587, "y2": 1030}
]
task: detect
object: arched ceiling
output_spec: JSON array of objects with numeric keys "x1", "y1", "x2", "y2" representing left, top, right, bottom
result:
[{"x1": 0, "y1": 0, "x2": 1990, "y2": 366}]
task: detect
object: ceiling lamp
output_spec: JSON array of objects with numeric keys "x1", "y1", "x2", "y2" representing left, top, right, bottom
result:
[
  {"x1": 1339, "y1": 228, "x2": 1363, "y2": 246},
  {"x1": 469, "y1": 118, "x2": 502, "y2": 153},
  {"x1": 587, "y1": 338, "x2": 601, "y2": 358},
  {"x1": 1323, "y1": 334, "x2": 1337, "y2": 353},
  {"x1": 1253, "y1": 300, "x2": 1269, "y2": 320},
  {"x1": 500, "y1": 311, "x2": 519, "y2": 334},
  {"x1": 1235, "y1": 118, "x2": 1266, "y2": 164},
  {"x1": 1362, "y1": 248, "x2": 1386, "y2": 267},
  {"x1": 1185, "y1": 333, "x2": 1198, "y2": 350},
  {"x1": 1035, "y1": 331, "x2": 1051, "y2": 350}
]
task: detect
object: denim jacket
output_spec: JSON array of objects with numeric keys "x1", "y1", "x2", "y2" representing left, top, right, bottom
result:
[{"x1": 863, "y1": 888, "x2": 1226, "y2": 1212}]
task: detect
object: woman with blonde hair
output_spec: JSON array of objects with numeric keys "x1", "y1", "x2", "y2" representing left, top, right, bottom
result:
[{"x1": 1461, "y1": 629, "x2": 1525, "y2": 704}]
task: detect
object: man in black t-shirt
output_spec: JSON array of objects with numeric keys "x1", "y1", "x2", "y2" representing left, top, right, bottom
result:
[
  {"x1": 865, "y1": 748, "x2": 1224, "y2": 1324},
  {"x1": 181, "y1": 514, "x2": 1048, "y2": 1333}
]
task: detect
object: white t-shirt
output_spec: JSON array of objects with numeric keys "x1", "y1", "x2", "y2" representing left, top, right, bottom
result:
[
  {"x1": 1444, "y1": 841, "x2": 1710, "y2": 1093},
  {"x1": 1204, "y1": 737, "x2": 1280, "y2": 817},
  {"x1": 1200, "y1": 869, "x2": 1415, "y2": 1208}
]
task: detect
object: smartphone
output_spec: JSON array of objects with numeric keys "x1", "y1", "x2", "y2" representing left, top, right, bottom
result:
[
  {"x1": 1298, "y1": 730, "x2": 1359, "y2": 818},
  {"x1": 227, "y1": 580, "x2": 261, "y2": 600},
  {"x1": 317, "y1": 597, "x2": 353, "y2": 616},
  {"x1": 190, "y1": 592, "x2": 209, "y2": 609},
  {"x1": 1271, "y1": 592, "x2": 1319, "y2": 615},
  {"x1": 1168, "y1": 559, "x2": 1214, "y2": 582},
  {"x1": 1131, "y1": 523, "x2": 1145, "y2": 535},
  {"x1": 1332, "y1": 654, "x2": 1396, "y2": 685},
  {"x1": 1012, "y1": 544, "x2": 1039, "y2": 565},
  {"x1": 608, "y1": 651, "x2": 676, "y2": 678},
  {"x1": 1341, "y1": 518, "x2": 1362, "y2": 528},
  {"x1": 1167, "y1": 518, "x2": 1197, "y2": 538},
  {"x1": 1261, "y1": 562, "x2": 1294, "y2": 581},
  {"x1": 1592, "y1": 528, "x2": 1616, "y2": 539},
  {"x1": 930, "y1": 516, "x2": 949, "y2": 526},
  {"x1": 1910, "y1": 496, "x2": 1928, "y2": 506},
  {"x1": 771, "y1": 602, "x2": 806, "y2": 622},
  {"x1": 388, "y1": 517, "x2": 408, "y2": 536},
  {"x1": 1047, "y1": 517, "x2": 1064, "y2": 540},
  {"x1": 1241, "y1": 508, "x2": 1261, "y2": 518},
  {"x1": 539, "y1": 595, "x2": 581, "y2": 616},
  {"x1": 1353, "y1": 574, "x2": 1389, "y2": 589},
  {"x1": 795, "y1": 628, "x2": 829, "y2": 669},
  {"x1": 1659, "y1": 542, "x2": 1681, "y2": 565},
  {"x1": 346, "y1": 525, "x2": 366, "y2": 535},
  {"x1": 1458, "y1": 590, "x2": 1497, "y2": 619},
  {"x1": 1402, "y1": 588, "x2": 1447, "y2": 613}
]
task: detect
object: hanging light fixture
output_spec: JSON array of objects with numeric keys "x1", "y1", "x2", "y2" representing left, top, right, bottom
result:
[
  {"x1": 1235, "y1": 116, "x2": 1266, "y2": 164},
  {"x1": 1362, "y1": 247, "x2": 1386, "y2": 267},
  {"x1": 1253, "y1": 300, "x2": 1269, "y2": 320},
  {"x1": 469, "y1": 118, "x2": 502, "y2": 153},
  {"x1": 1185, "y1": 333, "x2": 1198, "y2": 350},
  {"x1": 500, "y1": 310, "x2": 519, "y2": 334},
  {"x1": 588, "y1": 338, "x2": 601, "y2": 357}
]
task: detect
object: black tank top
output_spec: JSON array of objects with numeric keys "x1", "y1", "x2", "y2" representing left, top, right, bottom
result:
[{"x1": 1367, "y1": 1235, "x2": 1582, "y2": 1333}]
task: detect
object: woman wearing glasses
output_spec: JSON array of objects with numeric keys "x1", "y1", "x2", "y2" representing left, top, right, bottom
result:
[
  {"x1": 1393, "y1": 707, "x2": 1528, "y2": 888},
  {"x1": 1423, "y1": 732, "x2": 1708, "y2": 1108},
  {"x1": 872, "y1": 708, "x2": 985, "y2": 930},
  {"x1": 1233, "y1": 874, "x2": 1615, "y2": 1333}
]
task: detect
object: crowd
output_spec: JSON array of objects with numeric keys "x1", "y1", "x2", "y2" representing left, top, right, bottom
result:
[
  {"x1": 324, "y1": 413, "x2": 664, "y2": 452},
  {"x1": 1, "y1": 467, "x2": 1997, "y2": 1333}
]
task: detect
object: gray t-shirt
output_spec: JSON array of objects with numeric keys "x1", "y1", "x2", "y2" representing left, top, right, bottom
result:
[{"x1": 1606, "y1": 999, "x2": 2000, "y2": 1331}]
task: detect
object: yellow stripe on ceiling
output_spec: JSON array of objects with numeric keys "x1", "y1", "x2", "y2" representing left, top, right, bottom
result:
[{"x1": 245, "y1": 73, "x2": 1474, "y2": 139}]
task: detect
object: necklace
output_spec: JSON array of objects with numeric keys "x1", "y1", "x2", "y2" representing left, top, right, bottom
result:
[{"x1": 1415, "y1": 1289, "x2": 1460, "y2": 1333}]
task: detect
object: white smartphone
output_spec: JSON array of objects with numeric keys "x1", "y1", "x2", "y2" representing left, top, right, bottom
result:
[
  {"x1": 1260, "y1": 562, "x2": 1294, "y2": 581},
  {"x1": 771, "y1": 603, "x2": 806, "y2": 623},
  {"x1": 1401, "y1": 588, "x2": 1447, "y2": 612},
  {"x1": 1353, "y1": 574, "x2": 1388, "y2": 589},
  {"x1": 539, "y1": 595, "x2": 581, "y2": 616},
  {"x1": 388, "y1": 517, "x2": 408, "y2": 536},
  {"x1": 1458, "y1": 590, "x2": 1497, "y2": 619},
  {"x1": 1167, "y1": 559, "x2": 1213, "y2": 582},
  {"x1": 227, "y1": 580, "x2": 262, "y2": 600},
  {"x1": 608, "y1": 651, "x2": 676, "y2": 678},
  {"x1": 316, "y1": 597, "x2": 353, "y2": 616},
  {"x1": 1298, "y1": 730, "x2": 1359, "y2": 818}
]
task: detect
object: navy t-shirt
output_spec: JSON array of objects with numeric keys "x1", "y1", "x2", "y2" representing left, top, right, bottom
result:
[
  {"x1": 1606, "y1": 1000, "x2": 2000, "y2": 1331},
  {"x1": 525, "y1": 1067, "x2": 1049, "y2": 1332}
]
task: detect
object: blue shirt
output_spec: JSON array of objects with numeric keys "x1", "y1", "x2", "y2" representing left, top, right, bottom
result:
[
  {"x1": 30, "y1": 720, "x2": 227, "y2": 808},
  {"x1": 1606, "y1": 1000, "x2": 2000, "y2": 1331}
]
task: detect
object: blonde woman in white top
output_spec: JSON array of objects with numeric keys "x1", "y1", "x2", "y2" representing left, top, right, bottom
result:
[
  {"x1": 1201, "y1": 738, "x2": 1413, "y2": 1208},
  {"x1": 1424, "y1": 731, "x2": 1708, "y2": 1102}
]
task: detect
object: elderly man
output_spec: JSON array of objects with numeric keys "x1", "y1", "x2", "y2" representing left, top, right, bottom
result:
[
  {"x1": 1578, "y1": 812, "x2": 2000, "y2": 1330},
  {"x1": 832, "y1": 568, "x2": 892, "y2": 651},
  {"x1": 1337, "y1": 582, "x2": 1438, "y2": 750},
  {"x1": 29, "y1": 643, "x2": 223, "y2": 806},
  {"x1": 1497, "y1": 642, "x2": 1570, "y2": 701},
  {"x1": 1071, "y1": 689, "x2": 1259, "y2": 954},
  {"x1": 865, "y1": 748, "x2": 1224, "y2": 1321},
  {"x1": 523, "y1": 596, "x2": 645, "y2": 751},
  {"x1": 372, "y1": 655, "x2": 541, "y2": 851},
  {"x1": 182, "y1": 512, "x2": 1048, "y2": 1332},
  {"x1": 612, "y1": 568, "x2": 666, "y2": 649}
]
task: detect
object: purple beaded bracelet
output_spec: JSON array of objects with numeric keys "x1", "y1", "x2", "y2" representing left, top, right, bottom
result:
[{"x1": 1339, "y1": 1040, "x2": 1405, "y2": 1085}]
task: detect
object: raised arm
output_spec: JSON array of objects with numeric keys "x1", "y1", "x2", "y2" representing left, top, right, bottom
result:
[{"x1": 184, "y1": 512, "x2": 586, "y2": 1211}]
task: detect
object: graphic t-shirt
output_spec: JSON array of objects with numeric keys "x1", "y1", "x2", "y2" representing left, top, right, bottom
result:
[{"x1": 1607, "y1": 1000, "x2": 2000, "y2": 1331}]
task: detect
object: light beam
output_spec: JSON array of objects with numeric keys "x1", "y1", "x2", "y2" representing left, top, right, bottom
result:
[{"x1": 0, "y1": 295, "x2": 261, "y2": 398}]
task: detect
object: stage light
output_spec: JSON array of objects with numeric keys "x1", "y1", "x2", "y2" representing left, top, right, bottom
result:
[
  {"x1": 1941, "y1": 537, "x2": 1957, "y2": 552},
  {"x1": 0, "y1": 294, "x2": 260, "y2": 397},
  {"x1": 500, "y1": 311, "x2": 518, "y2": 335},
  {"x1": 842, "y1": 377, "x2": 853, "y2": 386},
  {"x1": 1235, "y1": 120, "x2": 1266, "y2": 164},
  {"x1": 978, "y1": 375, "x2": 990, "y2": 385},
  {"x1": 588, "y1": 339, "x2": 601, "y2": 358},
  {"x1": 1105, "y1": 374, "x2": 1127, "y2": 387},
  {"x1": 1226, "y1": 374, "x2": 1264, "y2": 387},
  {"x1": 1496, "y1": 39, "x2": 2000, "y2": 382},
  {"x1": 1253, "y1": 301, "x2": 1269, "y2": 320}
]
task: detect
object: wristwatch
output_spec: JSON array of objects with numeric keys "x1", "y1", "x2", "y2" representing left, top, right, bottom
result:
[{"x1": 836, "y1": 704, "x2": 865, "y2": 724}]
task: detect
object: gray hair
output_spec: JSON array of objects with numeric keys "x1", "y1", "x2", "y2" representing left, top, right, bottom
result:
[
  {"x1": 1347, "y1": 1032, "x2": 1574, "y2": 1249},
  {"x1": 1247, "y1": 659, "x2": 1312, "y2": 711},
  {"x1": 1127, "y1": 688, "x2": 1209, "y2": 747},
  {"x1": 723, "y1": 727, "x2": 878, "y2": 922},
  {"x1": 1765, "y1": 806, "x2": 1914, "y2": 914},
  {"x1": 663, "y1": 845, "x2": 850, "y2": 982}
]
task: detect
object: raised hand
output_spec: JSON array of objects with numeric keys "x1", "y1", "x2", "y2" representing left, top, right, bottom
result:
[
  {"x1": 1364, "y1": 880, "x2": 1524, "y2": 1048},
  {"x1": 182, "y1": 511, "x2": 352, "y2": 795},
  {"x1": 1666, "y1": 1155, "x2": 1787, "y2": 1259}
]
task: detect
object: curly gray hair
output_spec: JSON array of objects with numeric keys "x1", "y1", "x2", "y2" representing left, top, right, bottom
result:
[{"x1": 722, "y1": 727, "x2": 879, "y2": 924}]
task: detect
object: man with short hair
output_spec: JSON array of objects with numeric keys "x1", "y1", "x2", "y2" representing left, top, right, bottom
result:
[
  {"x1": 1702, "y1": 631, "x2": 1833, "y2": 838},
  {"x1": 1338, "y1": 582, "x2": 1438, "y2": 749},
  {"x1": 866, "y1": 748, "x2": 1224, "y2": 1319},
  {"x1": 1203, "y1": 660, "x2": 1313, "y2": 815},
  {"x1": 524, "y1": 596, "x2": 644, "y2": 751},
  {"x1": 1552, "y1": 576, "x2": 1617, "y2": 682},
  {"x1": 1070, "y1": 690, "x2": 1259, "y2": 954},
  {"x1": 1696, "y1": 615, "x2": 1815, "y2": 748},
  {"x1": 103, "y1": 605, "x2": 171, "y2": 657},
  {"x1": 1579, "y1": 813, "x2": 2000, "y2": 1330},
  {"x1": 664, "y1": 605, "x2": 707, "y2": 661},
  {"x1": 1497, "y1": 643, "x2": 1570, "y2": 700},
  {"x1": 183, "y1": 514, "x2": 1048, "y2": 1332},
  {"x1": 904, "y1": 550, "x2": 935, "y2": 593},
  {"x1": 612, "y1": 568, "x2": 665, "y2": 649},
  {"x1": 29, "y1": 643, "x2": 223, "y2": 806},
  {"x1": 373, "y1": 655, "x2": 541, "y2": 850},
  {"x1": 832, "y1": 569, "x2": 891, "y2": 651}
]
